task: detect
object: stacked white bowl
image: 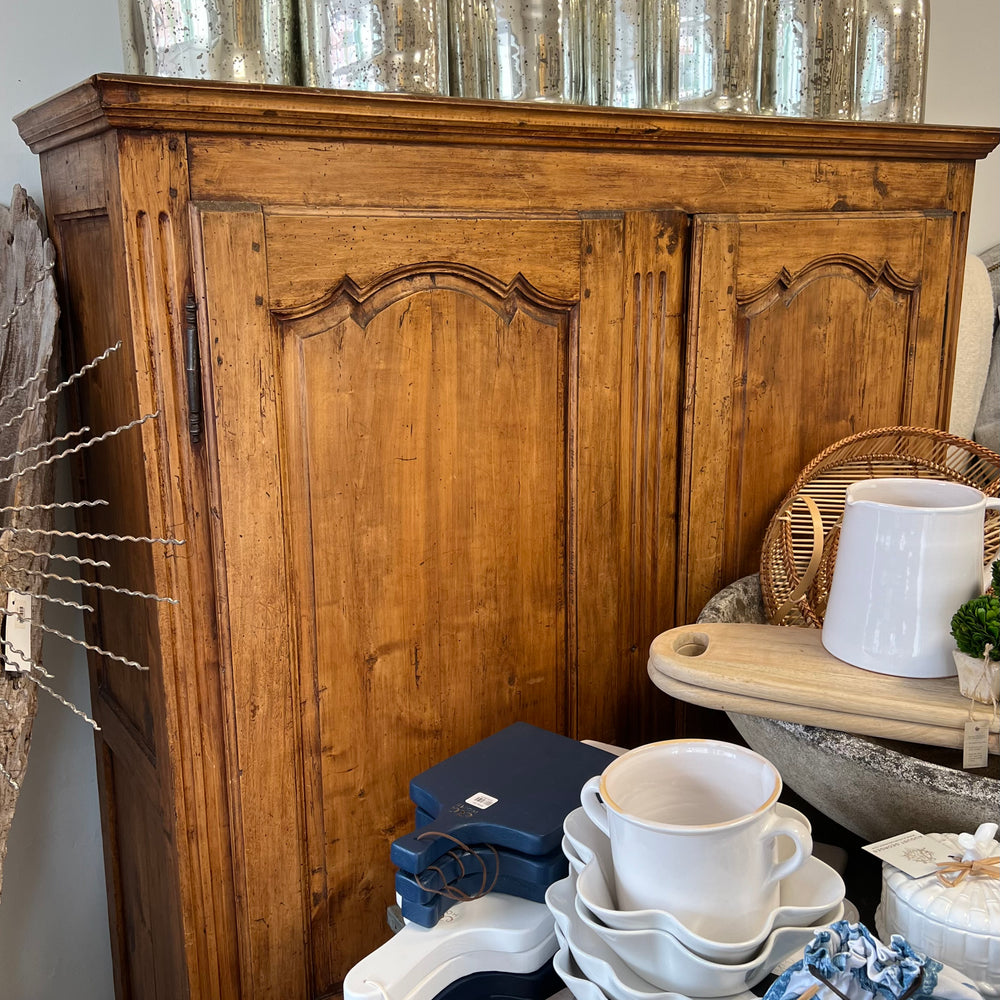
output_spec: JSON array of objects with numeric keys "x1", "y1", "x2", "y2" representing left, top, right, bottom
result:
[{"x1": 546, "y1": 742, "x2": 849, "y2": 1000}]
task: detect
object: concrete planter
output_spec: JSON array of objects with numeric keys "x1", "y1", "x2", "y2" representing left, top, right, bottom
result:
[{"x1": 953, "y1": 649, "x2": 1000, "y2": 704}]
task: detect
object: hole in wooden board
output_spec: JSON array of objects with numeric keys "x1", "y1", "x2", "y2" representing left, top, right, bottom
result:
[{"x1": 672, "y1": 632, "x2": 709, "y2": 657}]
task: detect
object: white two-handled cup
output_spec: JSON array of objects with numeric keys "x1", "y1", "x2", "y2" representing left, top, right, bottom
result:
[{"x1": 580, "y1": 739, "x2": 811, "y2": 944}]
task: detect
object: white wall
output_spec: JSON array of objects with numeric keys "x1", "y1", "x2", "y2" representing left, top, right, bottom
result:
[
  {"x1": 1, "y1": 3, "x2": 121, "y2": 998},
  {"x1": 0, "y1": 477, "x2": 116, "y2": 1000},
  {"x1": 0, "y1": 2, "x2": 996, "y2": 998},
  {"x1": 925, "y1": 0, "x2": 1000, "y2": 255}
]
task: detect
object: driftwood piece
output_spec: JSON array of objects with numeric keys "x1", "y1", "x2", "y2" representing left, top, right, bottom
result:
[{"x1": 0, "y1": 185, "x2": 60, "y2": 898}]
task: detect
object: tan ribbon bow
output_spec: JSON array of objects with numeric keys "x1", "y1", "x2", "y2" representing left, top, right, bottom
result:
[{"x1": 935, "y1": 854, "x2": 1000, "y2": 887}]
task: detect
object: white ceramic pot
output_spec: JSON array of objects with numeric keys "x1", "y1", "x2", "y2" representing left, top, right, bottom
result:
[
  {"x1": 953, "y1": 649, "x2": 1000, "y2": 704},
  {"x1": 567, "y1": 804, "x2": 842, "y2": 965},
  {"x1": 579, "y1": 739, "x2": 811, "y2": 943},
  {"x1": 822, "y1": 478, "x2": 1000, "y2": 678}
]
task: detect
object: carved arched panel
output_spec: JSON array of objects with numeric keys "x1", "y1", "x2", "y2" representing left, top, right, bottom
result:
[
  {"x1": 735, "y1": 254, "x2": 920, "y2": 517},
  {"x1": 682, "y1": 212, "x2": 953, "y2": 620},
  {"x1": 277, "y1": 262, "x2": 578, "y2": 985},
  {"x1": 195, "y1": 205, "x2": 684, "y2": 996}
]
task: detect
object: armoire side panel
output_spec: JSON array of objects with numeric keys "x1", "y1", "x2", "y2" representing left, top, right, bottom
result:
[
  {"x1": 50, "y1": 206, "x2": 188, "y2": 1000},
  {"x1": 53, "y1": 213, "x2": 159, "y2": 756},
  {"x1": 105, "y1": 751, "x2": 188, "y2": 1000}
]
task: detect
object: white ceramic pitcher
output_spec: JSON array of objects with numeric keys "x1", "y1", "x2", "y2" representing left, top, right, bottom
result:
[{"x1": 822, "y1": 478, "x2": 1000, "y2": 678}]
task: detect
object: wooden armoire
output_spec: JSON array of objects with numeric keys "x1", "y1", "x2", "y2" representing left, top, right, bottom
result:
[{"x1": 15, "y1": 76, "x2": 998, "y2": 1000}]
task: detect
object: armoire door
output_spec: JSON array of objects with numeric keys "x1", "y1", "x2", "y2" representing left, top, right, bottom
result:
[
  {"x1": 190, "y1": 205, "x2": 686, "y2": 997},
  {"x1": 680, "y1": 210, "x2": 955, "y2": 622}
]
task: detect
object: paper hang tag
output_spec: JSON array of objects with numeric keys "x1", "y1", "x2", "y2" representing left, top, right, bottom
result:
[
  {"x1": 863, "y1": 830, "x2": 955, "y2": 878},
  {"x1": 3, "y1": 591, "x2": 32, "y2": 673},
  {"x1": 963, "y1": 720, "x2": 990, "y2": 769}
]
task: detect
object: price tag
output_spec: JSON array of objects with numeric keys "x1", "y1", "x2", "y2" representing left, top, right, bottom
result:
[
  {"x1": 465, "y1": 791, "x2": 498, "y2": 810},
  {"x1": 3, "y1": 591, "x2": 32, "y2": 673},
  {"x1": 963, "y1": 720, "x2": 990, "y2": 769},
  {"x1": 863, "y1": 830, "x2": 953, "y2": 877}
]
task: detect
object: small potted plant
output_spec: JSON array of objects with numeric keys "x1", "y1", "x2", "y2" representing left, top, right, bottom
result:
[{"x1": 950, "y1": 559, "x2": 1000, "y2": 704}]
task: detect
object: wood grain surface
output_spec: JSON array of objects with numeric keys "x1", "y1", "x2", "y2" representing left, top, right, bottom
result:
[
  {"x1": 14, "y1": 79, "x2": 997, "y2": 1000},
  {"x1": 649, "y1": 622, "x2": 1000, "y2": 752}
]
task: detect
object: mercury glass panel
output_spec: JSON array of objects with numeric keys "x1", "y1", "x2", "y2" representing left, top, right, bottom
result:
[
  {"x1": 855, "y1": 0, "x2": 927, "y2": 122},
  {"x1": 586, "y1": 0, "x2": 644, "y2": 107},
  {"x1": 303, "y1": 0, "x2": 449, "y2": 93},
  {"x1": 449, "y1": 0, "x2": 584, "y2": 102},
  {"x1": 643, "y1": 0, "x2": 679, "y2": 110},
  {"x1": 760, "y1": 0, "x2": 855, "y2": 118},
  {"x1": 119, "y1": 0, "x2": 299, "y2": 82},
  {"x1": 676, "y1": 0, "x2": 762, "y2": 114}
]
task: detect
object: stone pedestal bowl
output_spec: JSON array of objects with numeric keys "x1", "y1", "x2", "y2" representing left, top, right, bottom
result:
[{"x1": 697, "y1": 575, "x2": 998, "y2": 842}]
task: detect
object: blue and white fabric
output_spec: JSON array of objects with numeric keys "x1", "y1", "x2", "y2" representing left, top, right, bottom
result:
[{"x1": 763, "y1": 921, "x2": 983, "y2": 1000}]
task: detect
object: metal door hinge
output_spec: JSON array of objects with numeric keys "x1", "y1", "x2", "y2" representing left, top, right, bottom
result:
[{"x1": 185, "y1": 292, "x2": 202, "y2": 444}]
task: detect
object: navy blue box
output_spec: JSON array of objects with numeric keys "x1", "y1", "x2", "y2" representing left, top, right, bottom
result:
[{"x1": 392, "y1": 723, "x2": 616, "y2": 873}]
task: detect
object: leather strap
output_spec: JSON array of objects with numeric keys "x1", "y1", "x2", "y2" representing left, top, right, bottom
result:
[{"x1": 805, "y1": 964, "x2": 924, "y2": 1000}]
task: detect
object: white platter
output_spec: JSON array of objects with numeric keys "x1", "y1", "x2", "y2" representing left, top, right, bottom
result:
[{"x1": 343, "y1": 893, "x2": 555, "y2": 1000}]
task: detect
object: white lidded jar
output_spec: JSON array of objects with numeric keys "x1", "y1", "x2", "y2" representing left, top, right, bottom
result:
[{"x1": 876, "y1": 824, "x2": 1000, "y2": 997}]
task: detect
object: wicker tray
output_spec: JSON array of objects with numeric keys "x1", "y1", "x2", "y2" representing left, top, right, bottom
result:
[{"x1": 760, "y1": 427, "x2": 1000, "y2": 627}]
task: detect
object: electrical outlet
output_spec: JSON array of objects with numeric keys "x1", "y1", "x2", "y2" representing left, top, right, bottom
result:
[{"x1": 3, "y1": 591, "x2": 32, "y2": 673}]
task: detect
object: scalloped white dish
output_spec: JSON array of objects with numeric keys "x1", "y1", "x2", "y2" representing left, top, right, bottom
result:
[
  {"x1": 564, "y1": 833, "x2": 584, "y2": 872},
  {"x1": 552, "y1": 926, "x2": 617, "y2": 1000},
  {"x1": 575, "y1": 888, "x2": 843, "y2": 994},
  {"x1": 547, "y1": 875, "x2": 778, "y2": 999},
  {"x1": 567, "y1": 805, "x2": 844, "y2": 964}
]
